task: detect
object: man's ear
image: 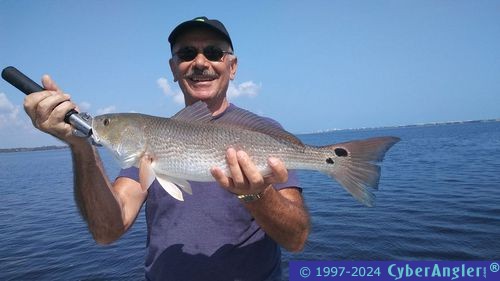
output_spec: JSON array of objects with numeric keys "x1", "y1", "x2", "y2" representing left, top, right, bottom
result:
[
  {"x1": 169, "y1": 58, "x2": 178, "y2": 82},
  {"x1": 229, "y1": 56, "x2": 238, "y2": 80}
]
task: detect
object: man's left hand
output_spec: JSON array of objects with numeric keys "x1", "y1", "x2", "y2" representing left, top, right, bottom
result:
[{"x1": 210, "y1": 148, "x2": 288, "y2": 196}]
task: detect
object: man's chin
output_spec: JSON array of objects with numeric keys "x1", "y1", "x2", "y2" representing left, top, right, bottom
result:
[{"x1": 188, "y1": 91, "x2": 217, "y2": 101}]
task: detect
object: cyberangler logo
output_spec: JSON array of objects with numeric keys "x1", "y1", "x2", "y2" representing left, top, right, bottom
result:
[{"x1": 388, "y1": 263, "x2": 487, "y2": 280}]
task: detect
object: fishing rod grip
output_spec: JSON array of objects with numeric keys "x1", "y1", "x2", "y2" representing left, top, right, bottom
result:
[
  {"x1": 1, "y1": 66, "x2": 78, "y2": 123},
  {"x1": 2, "y1": 66, "x2": 45, "y2": 94}
]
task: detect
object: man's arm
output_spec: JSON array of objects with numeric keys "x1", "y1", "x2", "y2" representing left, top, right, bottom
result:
[
  {"x1": 244, "y1": 186, "x2": 309, "y2": 252},
  {"x1": 211, "y1": 148, "x2": 310, "y2": 252},
  {"x1": 23, "y1": 75, "x2": 147, "y2": 244},
  {"x1": 71, "y1": 141, "x2": 147, "y2": 244}
]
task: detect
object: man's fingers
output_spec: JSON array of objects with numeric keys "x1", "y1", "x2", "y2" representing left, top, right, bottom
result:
[
  {"x1": 41, "y1": 74, "x2": 61, "y2": 92},
  {"x1": 52, "y1": 99, "x2": 76, "y2": 122},
  {"x1": 210, "y1": 167, "x2": 233, "y2": 188},
  {"x1": 24, "y1": 74, "x2": 67, "y2": 124},
  {"x1": 23, "y1": 91, "x2": 53, "y2": 120},
  {"x1": 36, "y1": 93, "x2": 72, "y2": 124},
  {"x1": 226, "y1": 148, "x2": 245, "y2": 185},
  {"x1": 265, "y1": 157, "x2": 288, "y2": 184},
  {"x1": 237, "y1": 150, "x2": 264, "y2": 186},
  {"x1": 216, "y1": 149, "x2": 288, "y2": 196}
]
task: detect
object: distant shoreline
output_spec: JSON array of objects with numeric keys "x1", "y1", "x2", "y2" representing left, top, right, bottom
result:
[
  {"x1": 302, "y1": 118, "x2": 500, "y2": 135},
  {"x1": 0, "y1": 145, "x2": 68, "y2": 153}
]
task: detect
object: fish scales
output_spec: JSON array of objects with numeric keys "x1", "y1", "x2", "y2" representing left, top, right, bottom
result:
[{"x1": 144, "y1": 117, "x2": 308, "y2": 181}]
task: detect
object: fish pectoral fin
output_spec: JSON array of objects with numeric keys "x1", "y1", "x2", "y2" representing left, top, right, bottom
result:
[
  {"x1": 169, "y1": 177, "x2": 193, "y2": 195},
  {"x1": 156, "y1": 174, "x2": 192, "y2": 195},
  {"x1": 139, "y1": 155, "x2": 156, "y2": 191},
  {"x1": 156, "y1": 174, "x2": 185, "y2": 201},
  {"x1": 115, "y1": 150, "x2": 140, "y2": 169}
]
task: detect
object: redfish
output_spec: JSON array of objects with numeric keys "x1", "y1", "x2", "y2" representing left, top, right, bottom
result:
[{"x1": 92, "y1": 101, "x2": 399, "y2": 206}]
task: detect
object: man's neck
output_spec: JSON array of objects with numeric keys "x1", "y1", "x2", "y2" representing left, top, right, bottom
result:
[{"x1": 209, "y1": 98, "x2": 229, "y2": 116}]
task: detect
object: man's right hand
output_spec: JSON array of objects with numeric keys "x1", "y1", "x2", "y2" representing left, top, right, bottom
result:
[{"x1": 23, "y1": 75, "x2": 85, "y2": 146}]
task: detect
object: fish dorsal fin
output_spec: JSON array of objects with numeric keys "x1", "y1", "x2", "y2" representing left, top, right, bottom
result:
[
  {"x1": 171, "y1": 101, "x2": 304, "y2": 146},
  {"x1": 171, "y1": 101, "x2": 214, "y2": 122},
  {"x1": 213, "y1": 105, "x2": 304, "y2": 146}
]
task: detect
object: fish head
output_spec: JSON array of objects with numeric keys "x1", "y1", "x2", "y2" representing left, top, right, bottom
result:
[{"x1": 92, "y1": 113, "x2": 147, "y2": 168}]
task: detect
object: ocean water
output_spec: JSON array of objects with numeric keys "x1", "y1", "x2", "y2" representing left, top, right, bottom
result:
[{"x1": 1, "y1": 121, "x2": 499, "y2": 280}]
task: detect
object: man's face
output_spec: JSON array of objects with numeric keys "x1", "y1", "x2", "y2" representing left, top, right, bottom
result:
[{"x1": 169, "y1": 28, "x2": 237, "y2": 107}]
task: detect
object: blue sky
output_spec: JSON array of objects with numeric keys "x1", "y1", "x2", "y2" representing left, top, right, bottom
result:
[{"x1": 1, "y1": 0, "x2": 499, "y2": 148}]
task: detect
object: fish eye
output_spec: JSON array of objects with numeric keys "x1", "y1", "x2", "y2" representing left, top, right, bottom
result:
[{"x1": 103, "y1": 118, "x2": 110, "y2": 126}]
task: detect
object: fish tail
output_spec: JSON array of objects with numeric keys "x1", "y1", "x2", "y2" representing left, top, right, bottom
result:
[{"x1": 318, "y1": 136, "x2": 400, "y2": 207}]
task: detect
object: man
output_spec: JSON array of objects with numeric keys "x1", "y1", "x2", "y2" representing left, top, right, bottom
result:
[{"x1": 23, "y1": 16, "x2": 310, "y2": 280}]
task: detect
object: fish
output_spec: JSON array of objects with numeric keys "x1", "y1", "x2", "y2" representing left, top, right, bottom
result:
[{"x1": 91, "y1": 101, "x2": 400, "y2": 206}]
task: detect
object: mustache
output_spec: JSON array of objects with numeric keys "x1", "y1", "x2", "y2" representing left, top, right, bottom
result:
[{"x1": 183, "y1": 69, "x2": 219, "y2": 80}]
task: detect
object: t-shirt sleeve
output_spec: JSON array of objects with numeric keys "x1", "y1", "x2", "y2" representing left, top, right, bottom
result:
[
  {"x1": 117, "y1": 166, "x2": 139, "y2": 182},
  {"x1": 274, "y1": 169, "x2": 301, "y2": 191}
]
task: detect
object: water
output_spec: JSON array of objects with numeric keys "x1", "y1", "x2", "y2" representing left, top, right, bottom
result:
[{"x1": 1, "y1": 121, "x2": 499, "y2": 280}]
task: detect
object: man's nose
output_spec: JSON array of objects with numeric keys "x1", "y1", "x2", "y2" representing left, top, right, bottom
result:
[{"x1": 193, "y1": 52, "x2": 210, "y2": 69}]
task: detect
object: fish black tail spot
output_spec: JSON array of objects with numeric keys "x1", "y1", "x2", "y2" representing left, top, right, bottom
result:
[
  {"x1": 318, "y1": 136, "x2": 400, "y2": 207},
  {"x1": 334, "y1": 148, "x2": 348, "y2": 157}
]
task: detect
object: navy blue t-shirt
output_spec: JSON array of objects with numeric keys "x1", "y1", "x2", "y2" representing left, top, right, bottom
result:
[{"x1": 118, "y1": 104, "x2": 301, "y2": 281}]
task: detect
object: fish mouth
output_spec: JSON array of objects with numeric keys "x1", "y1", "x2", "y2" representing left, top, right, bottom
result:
[
  {"x1": 91, "y1": 132, "x2": 101, "y2": 144},
  {"x1": 90, "y1": 119, "x2": 102, "y2": 145}
]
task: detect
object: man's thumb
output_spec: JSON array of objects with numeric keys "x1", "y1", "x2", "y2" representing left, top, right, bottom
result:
[{"x1": 41, "y1": 74, "x2": 60, "y2": 91}]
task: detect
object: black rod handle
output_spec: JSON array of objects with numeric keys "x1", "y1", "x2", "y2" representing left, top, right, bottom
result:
[
  {"x1": 1, "y1": 66, "x2": 44, "y2": 95},
  {"x1": 1, "y1": 66, "x2": 79, "y2": 122},
  {"x1": 1, "y1": 66, "x2": 92, "y2": 137}
]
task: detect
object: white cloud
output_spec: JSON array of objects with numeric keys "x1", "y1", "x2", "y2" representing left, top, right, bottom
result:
[
  {"x1": 0, "y1": 93, "x2": 41, "y2": 148},
  {"x1": 228, "y1": 81, "x2": 261, "y2": 99},
  {"x1": 173, "y1": 93, "x2": 185, "y2": 104},
  {"x1": 157, "y1": 77, "x2": 185, "y2": 105},
  {"x1": 156, "y1": 78, "x2": 261, "y2": 104},
  {"x1": 0, "y1": 93, "x2": 21, "y2": 128},
  {"x1": 157, "y1": 77, "x2": 173, "y2": 95},
  {"x1": 78, "y1": 101, "x2": 92, "y2": 112},
  {"x1": 96, "y1": 105, "x2": 117, "y2": 115}
]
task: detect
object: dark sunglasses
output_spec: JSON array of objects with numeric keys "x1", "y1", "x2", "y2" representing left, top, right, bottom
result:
[{"x1": 174, "y1": 46, "x2": 233, "y2": 62}]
